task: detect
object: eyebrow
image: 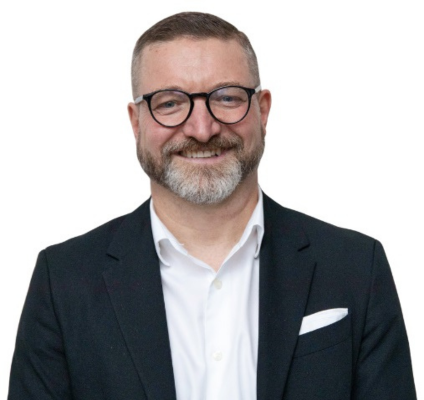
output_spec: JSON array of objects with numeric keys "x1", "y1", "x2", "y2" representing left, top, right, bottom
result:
[{"x1": 147, "y1": 81, "x2": 247, "y2": 93}]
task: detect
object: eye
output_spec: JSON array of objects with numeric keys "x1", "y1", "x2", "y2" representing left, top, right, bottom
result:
[
  {"x1": 210, "y1": 87, "x2": 248, "y2": 108},
  {"x1": 158, "y1": 101, "x2": 177, "y2": 109},
  {"x1": 151, "y1": 91, "x2": 189, "y2": 115},
  {"x1": 221, "y1": 95, "x2": 238, "y2": 103},
  {"x1": 213, "y1": 95, "x2": 244, "y2": 108},
  {"x1": 153, "y1": 99, "x2": 185, "y2": 115}
]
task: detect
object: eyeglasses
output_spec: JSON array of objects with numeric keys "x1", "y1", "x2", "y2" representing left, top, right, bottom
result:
[{"x1": 134, "y1": 85, "x2": 261, "y2": 127}]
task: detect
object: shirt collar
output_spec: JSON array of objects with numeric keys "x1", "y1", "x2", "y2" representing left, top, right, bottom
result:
[
  {"x1": 150, "y1": 187, "x2": 265, "y2": 266},
  {"x1": 150, "y1": 200, "x2": 185, "y2": 267},
  {"x1": 231, "y1": 188, "x2": 264, "y2": 259}
]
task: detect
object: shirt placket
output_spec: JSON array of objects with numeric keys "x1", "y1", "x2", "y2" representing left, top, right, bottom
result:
[{"x1": 203, "y1": 267, "x2": 232, "y2": 400}]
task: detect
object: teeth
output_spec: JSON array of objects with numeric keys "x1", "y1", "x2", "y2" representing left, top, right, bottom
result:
[{"x1": 181, "y1": 148, "x2": 223, "y2": 158}]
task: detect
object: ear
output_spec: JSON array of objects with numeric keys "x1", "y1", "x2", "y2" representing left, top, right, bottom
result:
[
  {"x1": 258, "y1": 89, "x2": 272, "y2": 133},
  {"x1": 128, "y1": 102, "x2": 140, "y2": 141}
]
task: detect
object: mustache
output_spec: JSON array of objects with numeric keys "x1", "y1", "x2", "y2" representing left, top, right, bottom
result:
[{"x1": 162, "y1": 135, "x2": 243, "y2": 155}]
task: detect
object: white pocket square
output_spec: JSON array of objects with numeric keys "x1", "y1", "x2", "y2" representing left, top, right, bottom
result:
[{"x1": 299, "y1": 308, "x2": 348, "y2": 335}]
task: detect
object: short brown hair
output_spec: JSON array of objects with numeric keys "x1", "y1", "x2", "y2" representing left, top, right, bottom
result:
[{"x1": 131, "y1": 12, "x2": 260, "y2": 98}]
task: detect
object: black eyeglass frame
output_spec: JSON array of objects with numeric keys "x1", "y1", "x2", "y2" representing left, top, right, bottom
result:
[{"x1": 134, "y1": 85, "x2": 262, "y2": 128}]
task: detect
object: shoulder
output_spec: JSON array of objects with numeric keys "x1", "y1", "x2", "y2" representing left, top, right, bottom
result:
[
  {"x1": 263, "y1": 193, "x2": 379, "y2": 265},
  {"x1": 41, "y1": 199, "x2": 151, "y2": 276},
  {"x1": 264, "y1": 193, "x2": 375, "y2": 241}
]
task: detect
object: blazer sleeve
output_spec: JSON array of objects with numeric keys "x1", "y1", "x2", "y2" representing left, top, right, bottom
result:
[
  {"x1": 352, "y1": 241, "x2": 417, "y2": 399},
  {"x1": 8, "y1": 250, "x2": 73, "y2": 400}
]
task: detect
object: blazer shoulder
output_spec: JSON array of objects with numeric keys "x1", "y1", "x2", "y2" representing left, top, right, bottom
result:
[
  {"x1": 45, "y1": 214, "x2": 126, "y2": 256},
  {"x1": 42, "y1": 199, "x2": 151, "y2": 273},
  {"x1": 263, "y1": 193, "x2": 378, "y2": 255},
  {"x1": 289, "y1": 207, "x2": 374, "y2": 244}
]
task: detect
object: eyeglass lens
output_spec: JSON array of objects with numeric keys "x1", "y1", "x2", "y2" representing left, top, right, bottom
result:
[{"x1": 150, "y1": 87, "x2": 250, "y2": 126}]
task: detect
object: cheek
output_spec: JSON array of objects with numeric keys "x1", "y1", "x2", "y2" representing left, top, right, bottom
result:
[
  {"x1": 140, "y1": 133, "x2": 164, "y2": 157},
  {"x1": 138, "y1": 119, "x2": 177, "y2": 155},
  {"x1": 233, "y1": 113, "x2": 263, "y2": 149}
]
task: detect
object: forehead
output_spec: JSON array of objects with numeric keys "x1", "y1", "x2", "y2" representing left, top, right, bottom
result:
[{"x1": 138, "y1": 38, "x2": 252, "y2": 92}]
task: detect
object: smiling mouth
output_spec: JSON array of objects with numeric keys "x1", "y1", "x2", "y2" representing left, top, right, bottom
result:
[{"x1": 179, "y1": 148, "x2": 223, "y2": 158}]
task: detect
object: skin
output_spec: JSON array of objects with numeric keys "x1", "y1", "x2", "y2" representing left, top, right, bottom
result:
[{"x1": 128, "y1": 38, "x2": 271, "y2": 271}]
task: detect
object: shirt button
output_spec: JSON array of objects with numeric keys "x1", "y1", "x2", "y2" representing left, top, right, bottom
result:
[
  {"x1": 212, "y1": 351, "x2": 223, "y2": 361},
  {"x1": 213, "y1": 279, "x2": 223, "y2": 290}
]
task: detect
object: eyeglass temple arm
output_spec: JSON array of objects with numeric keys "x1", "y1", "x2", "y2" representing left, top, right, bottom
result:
[{"x1": 134, "y1": 95, "x2": 144, "y2": 105}]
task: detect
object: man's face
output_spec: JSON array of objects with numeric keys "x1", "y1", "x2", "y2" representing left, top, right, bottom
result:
[{"x1": 128, "y1": 37, "x2": 271, "y2": 204}]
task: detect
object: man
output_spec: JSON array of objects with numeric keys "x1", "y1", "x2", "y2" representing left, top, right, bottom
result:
[{"x1": 8, "y1": 11, "x2": 416, "y2": 400}]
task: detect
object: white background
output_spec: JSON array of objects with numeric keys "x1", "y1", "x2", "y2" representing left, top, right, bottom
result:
[{"x1": 1, "y1": 0, "x2": 423, "y2": 397}]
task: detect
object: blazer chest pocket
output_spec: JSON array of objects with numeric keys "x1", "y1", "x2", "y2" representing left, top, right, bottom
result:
[{"x1": 293, "y1": 313, "x2": 351, "y2": 358}]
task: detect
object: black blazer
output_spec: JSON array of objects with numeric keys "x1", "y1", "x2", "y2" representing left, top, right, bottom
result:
[{"x1": 8, "y1": 194, "x2": 416, "y2": 399}]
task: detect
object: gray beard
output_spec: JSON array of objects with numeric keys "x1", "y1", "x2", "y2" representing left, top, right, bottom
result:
[{"x1": 137, "y1": 133, "x2": 264, "y2": 205}]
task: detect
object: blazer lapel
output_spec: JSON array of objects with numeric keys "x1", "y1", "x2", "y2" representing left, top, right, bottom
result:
[
  {"x1": 257, "y1": 194, "x2": 316, "y2": 400},
  {"x1": 103, "y1": 199, "x2": 176, "y2": 400}
]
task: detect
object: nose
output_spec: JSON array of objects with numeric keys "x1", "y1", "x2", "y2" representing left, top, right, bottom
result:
[{"x1": 181, "y1": 98, "x2": 221, "y2": 142}]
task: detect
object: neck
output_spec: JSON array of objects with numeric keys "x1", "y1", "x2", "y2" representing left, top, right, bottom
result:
[{"x1": 151, "y1": 174, "x2": 259, "y2": 271}]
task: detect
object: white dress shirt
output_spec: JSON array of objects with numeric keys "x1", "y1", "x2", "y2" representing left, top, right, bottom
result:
[{"x1": 150, "y1": 191, "x2": 264, "y2": 400}]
